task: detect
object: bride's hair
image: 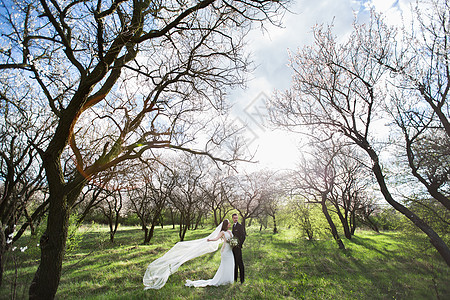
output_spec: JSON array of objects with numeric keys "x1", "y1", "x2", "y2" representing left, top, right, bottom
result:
[{"x1": 221, "y1": 219, "x2": 229, "y2": 231}]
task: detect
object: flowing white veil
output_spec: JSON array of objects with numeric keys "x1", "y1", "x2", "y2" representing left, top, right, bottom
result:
[{"x1": 143, "y1": 222, "x2": 223, "y2": 290}]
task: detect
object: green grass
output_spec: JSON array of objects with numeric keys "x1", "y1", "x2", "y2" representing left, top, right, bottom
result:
[{"x1": 1, "y1": 225, "x2": 449, "y2": 299}]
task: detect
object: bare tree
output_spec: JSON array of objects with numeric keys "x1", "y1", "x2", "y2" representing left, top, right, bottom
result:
[
  {"x1": 270, "y1": 11, "x2": 450, "y2": 265},
  {"x1": 292, "y1": 198, "x2": 315, "y2": 240},
  {"x1": 260, "y1": 171, "x2": 285, "y2": 234},
  {"x1": 0, "y1": 0, "x2": 288, "y2": 297},
  {"x1": 291, "y1": 143, "x2": 346, "y2": 249},
  {"x1": 74, "y1": 183, "x2": 109, "y2": 227},
  {"x1": 328, "y1": 147, "x2": 371, "y2": 239},
  {"x1": 169, "y1": 155, "x2": 207, "y2": 241},
  {"x1": 374, "y1": 0, "x2": 450, "y2": 231},
  {"x1": 382, "y1": 0, "x2": 450, "y2": 137},
  {"x1": 127, "y1": 164, "x2": 176, "y2": 244},
  {"x1": 0, "y1": 90, "x2": 49, "y2": 286},
  {"x1": 101, "y1": 190, "x2": 123, "y2": 243},
  {"x1": 227, "y1": 171, "x2": 271, "y2": 229},
  {"x1": 201, "y1": 169, "x2": 234, "y2": 226},
  {"x1": 355, "y1": 194, "x2": 380, "y2": 233},
  {"x1": 72, "y1": 169, "x2": 123, "y2": 226}
]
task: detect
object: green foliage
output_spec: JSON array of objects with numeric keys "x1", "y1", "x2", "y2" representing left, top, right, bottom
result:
[
  {"x1": 373, "y1": 201, "x2": 449, "y2": 247},
  {"x1": 18, "y1": 212, "x2": 88, "y2": 255},
  {"x1": 1, "y1": 225, "x2": 449, "y2": 299},
  {"x1": 66, "y1": 213, "x2": 88, "y2": 254},
  {"x1": 81, "y1": 208, "x2": 110, "y2": 225},
  {"x1": 283, "y1": 198, "x2": 332, "y2": 240},
  {"x1": 25, "y1": 216, "x2": 47, "y2": 257},
  {"x1": 121, "y1": 214, "x2": 141, "y2": 226},
  {"x1": 372, "y1": 207, "x2": 408, "y2": 231},
  {"x1": 404, "y1": 198, "x2": 450, "y2": 239}
]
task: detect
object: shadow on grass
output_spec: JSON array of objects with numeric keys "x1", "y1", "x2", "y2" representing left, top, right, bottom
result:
[{"x1": 2, "y1": 226, "x2": 449, "y2": 300}]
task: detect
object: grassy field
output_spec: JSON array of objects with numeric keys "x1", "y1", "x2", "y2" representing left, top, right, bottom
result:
[{"x1": 1, "y1": 224, "x2": 449, "y2": 299}]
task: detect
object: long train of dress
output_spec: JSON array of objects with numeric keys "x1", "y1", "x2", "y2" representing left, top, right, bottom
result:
[{"x1": 185, "y1": 231, "x2": 235, "y2": 287}]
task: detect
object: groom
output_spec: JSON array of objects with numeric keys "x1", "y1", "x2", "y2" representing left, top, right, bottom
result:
[{"x1": 232, "y1": 213, "x2": 246, "y2": 284}]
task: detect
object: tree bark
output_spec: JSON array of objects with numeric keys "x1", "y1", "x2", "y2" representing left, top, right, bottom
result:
[
  {"x1": 213, "y1": 210, "x2": 219, "y2": 227},
  {"x1": 0, "y1": 221, "x2": 5, "y2": 287},
  {"x1": 367, "y1": 147, "x2": 450, "y2": 266},
  {"x1": 321, "y1": 195, "x2": 345, "y2": 250},
  {"x1": 29, "y1": 148, "x2": 86, "y2": 299},
  {"x1": 146, "y1": 224, "x2": 156, "y2": 244},
  {"x1": 272, "y1": 215, "x2": 278, "y2": 234},
  {"x1": 350, "y1": 210, "x2": 356, "y2": 235},
  {"x1": 159, "y1": 215, "x2": 164, "y2": 229},
  {"x1": 145, "y1": 210, "x2": 162, "y2": 244},
  {"x1": 108, "y1": 214, "x2": 118, "y2": 243},
  {"x1": 29, "y1": 193, "x2": 69, "y2": 299},
  {"x1": 170, "y1": 209, "x2": 175, "y2": 229},
  {"x1": 365, "y1": 215, "x2": 379, "y2": 233},
  {"x1": 142, "y1": 225, "x2": 149, "y2": 244},
  {"x1": 178, "y1": 213, "x2": 190, "y2": 241},
  {"x1": 335, "y1": 208, "x2": 351, "y2": 239}
]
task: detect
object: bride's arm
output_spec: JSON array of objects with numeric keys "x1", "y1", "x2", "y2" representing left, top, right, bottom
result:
[{"x1": 207, "y1": 231, "x2": 224, "y2": 242}]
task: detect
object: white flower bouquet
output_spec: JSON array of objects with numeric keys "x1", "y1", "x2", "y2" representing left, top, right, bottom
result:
[{"x1": 228, "y1": 236, "x2": 239, "y2": 248}]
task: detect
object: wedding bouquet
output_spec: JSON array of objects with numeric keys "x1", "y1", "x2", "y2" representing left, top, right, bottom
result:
[{"x1": 228, "y1": 237, "x2": 239, "y2": 248}]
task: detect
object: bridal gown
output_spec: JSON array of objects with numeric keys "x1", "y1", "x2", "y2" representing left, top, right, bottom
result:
[{"x1": 185, "y1": 231, "x2": 235, "y2": 287}]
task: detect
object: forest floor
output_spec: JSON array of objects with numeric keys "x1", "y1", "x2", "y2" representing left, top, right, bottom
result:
[{"x1": 1, "y1": 224, "x2": 449, "y2": 299}]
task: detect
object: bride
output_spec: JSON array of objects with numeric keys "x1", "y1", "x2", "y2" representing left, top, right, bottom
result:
[
  {"x1": 185, "y1": 219, "x2": 234, "y2": 287},
  {"x1": 143, "y1": 219, "x2": 234, "y2": 289}
]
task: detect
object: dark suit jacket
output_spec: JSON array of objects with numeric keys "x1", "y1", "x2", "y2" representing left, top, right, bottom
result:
[{"x1": 232, "y1": 222, "x2": 246, "y2": 248}]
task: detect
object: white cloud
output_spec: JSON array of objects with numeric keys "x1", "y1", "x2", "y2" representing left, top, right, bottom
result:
[
  {"x1": 230, "y1": 0, "x2": 365, "y2": 171},
  {"x1": 364, "y1": 0, "x2": 415, "y2": 26},
  {"x1": 229, "y1": 0, "x2": 420, "y2": 171}
]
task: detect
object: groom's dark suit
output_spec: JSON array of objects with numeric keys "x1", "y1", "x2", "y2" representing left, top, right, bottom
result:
[{"x1": 232, "y1": 222, "x2": 246, "y2": 283}]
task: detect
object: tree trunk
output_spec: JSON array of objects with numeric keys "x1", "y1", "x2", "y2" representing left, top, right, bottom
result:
[
  {"x1": 112, "y1": 208, "x2": 120, "y2": 243},
  {"x1": 321, "y1": 195, "x2": 345, "y2": 250},
  {"x1": 365, "y1": 215, "x2": 379, "y2": 233},
  {"x1": 147, "y1": 223, "x2": 156, "y2": 244},
  {"x1": 349, "y1": 210, "x2": 356, "y2": 235},
  {"x1": 335, "y1": 208, "x2": 351, "y2": 239},
  {"x1": 194, "y1": 213, "x2": 202, "y2": 230},
  {"x1": 368, "y1": 149, "x2": 450, "y2": 266},
  {"x1": 108, "y1": 216, "x2": 115, "y2": 243},
  {"x1": 272, "y1": 215, "x2": 278, "y2": 234},
  {"x1": 213, "y1": 209, "x2": 219, "y2": 226},
  {"x1": 179, "y1": 213, "x2": 184, "y2": 240},
  {"x1": 0, "y1": 221, "x2": 5, "y2": 287},
  {"x1": 170, "y1": 209, "x2": 175, "y2": 229},
  {"x1": 143, "y1": 225, "x2": 149, "y2": 244},
  {"x1": 305, "y1": 216, "x2": 314, "y2": 240},
  {"x1": 29, "y1": 143, "x2": 86, "y2": 299},
  {"x1": 29, "y1": 192, "x2": 70, "y2": 299},
  {"x1": 178, "y1": 212, "x2": 190, "y2": 241},
  {"x1": 180, "y1": 223, "x2": 188, "y2": 241},
  {"x1": 145, "y1": 211, "x2": 161, "y2": 244},
  {"x1": 425, "y1": 187, "x2": 450, "y2": 211}
]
